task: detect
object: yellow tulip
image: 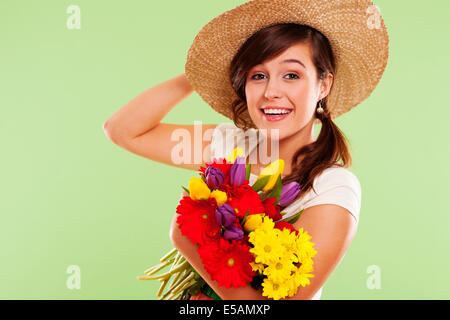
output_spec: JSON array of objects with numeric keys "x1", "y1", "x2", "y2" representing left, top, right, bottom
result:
[
  {"x1": 243, "y1": 213, "x2": 265, "y2": 232},
  {"x1": 225, "y1": 147, "x2": 244, "y2": 163},
  {"x1": 188, "y1": 177, "x2": 211, "y2": 200},
  {"x1": 209, "y1": 190, "x2": 227, "y2": 206},
  {"x1": 257, "y1": 159, "x2": 284, "y2": 191}
]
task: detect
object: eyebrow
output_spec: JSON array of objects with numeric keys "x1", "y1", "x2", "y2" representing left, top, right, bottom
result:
[
  {"x1": 255, "y1": 59, "x2": 307, "y2": 70},
  {"x1": 280, "y1": 59, "x2": 306, "y2": 69}
]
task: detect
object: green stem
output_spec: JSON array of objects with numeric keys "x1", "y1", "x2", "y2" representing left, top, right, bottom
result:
[
  {"x1": 172, "y1": 272, "x2": 195, "y2": 295},
  {"x1": 159, "y1": 248, "x2": 178, "y2": 263},
  {"x1": 145, "y1": 257, "x2": 175, "y2": 276}
]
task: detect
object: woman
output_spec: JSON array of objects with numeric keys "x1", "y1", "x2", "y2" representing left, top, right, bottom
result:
[{"x1": 103, "y1": 0, "x2": 389, "y2": 300}]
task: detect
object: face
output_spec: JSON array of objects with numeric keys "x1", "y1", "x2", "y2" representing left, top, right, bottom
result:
[{"x1": 245, "y1": 42, "x2": 332, "y2": 141}]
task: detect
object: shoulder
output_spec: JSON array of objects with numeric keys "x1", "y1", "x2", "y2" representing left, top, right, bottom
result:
[
  {"x1": 313, "y1": 166, "x2": 362, "y2": 196},
  {"x1": 302, "y1": 166, "x2": 362, "y2": 223}
]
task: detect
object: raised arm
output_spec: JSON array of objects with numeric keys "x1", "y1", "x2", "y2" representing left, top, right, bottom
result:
[
  {"x1": 103, "y1": 73, "x2": 194, "y2": 141},
  {"x1": 102, "y1": 73, "x2": 218, "y2": 171}
]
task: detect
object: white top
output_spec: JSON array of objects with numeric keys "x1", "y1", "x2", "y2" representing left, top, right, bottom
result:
[{"x1": 210, "y1": 122, "x2": 363, "y2": 300}]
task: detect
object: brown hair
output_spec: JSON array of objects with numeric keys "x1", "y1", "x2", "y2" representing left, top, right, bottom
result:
[{"x1": 228, "y1": 23, "x2": 352, "y2": 201}]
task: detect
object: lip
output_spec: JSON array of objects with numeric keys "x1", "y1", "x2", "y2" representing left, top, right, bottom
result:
[
  {"x1": 260, "y1": 106, "x2": 293, "y2": 111},
  {"x1": 259, "y1": 107, "x2": 293, "y2": 122}
]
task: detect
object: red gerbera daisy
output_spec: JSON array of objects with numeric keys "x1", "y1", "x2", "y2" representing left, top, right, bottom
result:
[
  {"x1": 262, "y1": 197, "x2": 283, "y2": 221},
  {"x1": 197, "y1": 238, "x2": 255, "y2": 289},
  {"x1": 176, "y1": 196, "x2": 220, "y2": 245}
]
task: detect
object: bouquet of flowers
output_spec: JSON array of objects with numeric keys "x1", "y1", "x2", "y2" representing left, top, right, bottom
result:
[{"x1": 138, "y1": 148, "x2": 317, "y2": 300}]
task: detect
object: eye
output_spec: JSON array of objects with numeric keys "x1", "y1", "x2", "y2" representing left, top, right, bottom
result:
[
  {"x1": 285, "y1": 73, "x2": 300, "y2": 79},
  {"x1": 250, "y1": 73, "x2": 265, "y2": 80},
  {"x1": 249, "y1": 73, "x2": 300, "y2": 80}
]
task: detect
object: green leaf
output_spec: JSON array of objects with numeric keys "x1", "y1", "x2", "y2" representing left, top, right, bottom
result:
[
  {"x1": 252, "y1": 175, "x2": 270, "y2": 192},
  {"x1": 280, "y1": 211, "x2": 288, "y2": 216},
  {"x1": 200, "y1": 174, "x2": 207, "y2": 183},
  {"x1": 240, "y1": 210, "x2": 250, "y2": 227},
  {"x1": 267, "y1": 175, "x2": 283, "y2": 205},
  {"x1": 282, "y1": 209, "x2": 304, "y2": 224},
  {"x1": 181, "y1": 186, "x2": 190, "y2": 195},
  {"x1": 245, "y1": 163, "x2": 251, "y2": 180}
]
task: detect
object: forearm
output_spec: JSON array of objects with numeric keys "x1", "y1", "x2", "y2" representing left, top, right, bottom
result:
[
  {"x1": 103, "y1": 73, "x2": 193, "y2": 141},
  {"x1": 169, "y1": 212, "x2": 268, "y2": 300}
]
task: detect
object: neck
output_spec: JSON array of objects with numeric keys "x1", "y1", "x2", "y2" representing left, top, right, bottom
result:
[{"x1": 256, "y1": 119, "x2": 316, "y2": 176}]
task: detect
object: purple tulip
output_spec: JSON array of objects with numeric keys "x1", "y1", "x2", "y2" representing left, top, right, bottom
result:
[
  {"x1": 215, "y1": 203, "x2": 236, "y2": 228},
  {"x1": 223, "y1": 225, "x2": 244, "y2": 241},
  {"x1": 205, "y1": 166, "x2": 225, "y2": 189},
  {"x1": 278, "y1": 181, "x2": 301, "y2": 207},
  {"x1": 229, "y1": 156, "x2": 246, "y2": 187}
]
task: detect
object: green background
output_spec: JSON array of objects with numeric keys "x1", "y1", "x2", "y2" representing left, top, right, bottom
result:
[{"x1": 1, "y1": 0, "x2": 449, "y2": 299}]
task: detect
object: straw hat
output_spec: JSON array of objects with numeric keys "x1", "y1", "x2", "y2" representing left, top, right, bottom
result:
[{"x1": 185, "y1": 0, "x2": 389, "y2": 127}]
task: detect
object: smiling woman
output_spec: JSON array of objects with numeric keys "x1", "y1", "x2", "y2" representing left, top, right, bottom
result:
[
  {"x1": 104, "y1": 0, "x2": 389, "y2": 301},
  {"x1": 178, "y1": 0, "x2": 388, "y2": 300},
  {"x1": 168, "y1": 25, "x2": 362, "y2": 300}
]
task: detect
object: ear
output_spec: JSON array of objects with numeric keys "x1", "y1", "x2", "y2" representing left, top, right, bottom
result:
[{"x1": 319, "y1": 73, "x2": 334, "y2": 100}]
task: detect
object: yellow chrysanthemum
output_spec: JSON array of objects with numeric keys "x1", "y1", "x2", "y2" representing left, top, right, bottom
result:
[
  {"x1": 298, "y1": 259, "x2": 314, "y2": 274},
  {"x1": 295, "y1": 228, "x2": 317, "y2": 263},
  {"x1": 263, "y1": 256, "x2": 297, "y2": 284},
  {"x1": 249, "y1": 216, "x2": 317, "y2": 300},
  {"x1": 278, "y1": 228, "x2": 299, "y2": 263},
  {"x1": 259, "y1": 215, "x2": 275, "y2": 232},
  {"x1": 249, "y1": 228, "x2": 285, "y2": 265},
  {"x1": 293, "y1": 266, "x2": 315, "y2": 288},
  {"x1": 279, "y1": 228, "x2": 297, "y2": 248},
  {"x1": 285, "y1": 277, "x2": 299, "y2": 297},
  {"x1": 261, "y1": 278, "x2": 290, "y2": 300}
]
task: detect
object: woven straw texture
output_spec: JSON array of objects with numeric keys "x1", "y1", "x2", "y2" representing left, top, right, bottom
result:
[{"x1": 185, "y1": 0, "x2": 389, "y2": 127}]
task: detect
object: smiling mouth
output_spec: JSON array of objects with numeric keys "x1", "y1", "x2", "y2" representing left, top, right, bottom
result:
[
  {"x1": 260, "y1": 108, "x2": 293, "y2": 116},
  {"x1": 259, "y1": 108, "x2": 293, "y2": 122}
]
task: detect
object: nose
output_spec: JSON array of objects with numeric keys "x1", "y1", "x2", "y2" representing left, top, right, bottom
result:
[{"x1": 264, "y1": 78, "x2": 282, "y2": 100}]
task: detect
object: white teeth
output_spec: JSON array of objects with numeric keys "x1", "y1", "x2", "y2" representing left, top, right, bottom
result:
[{"x1": 263, "y1": 108, "x2": 292, "y2": 115}]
